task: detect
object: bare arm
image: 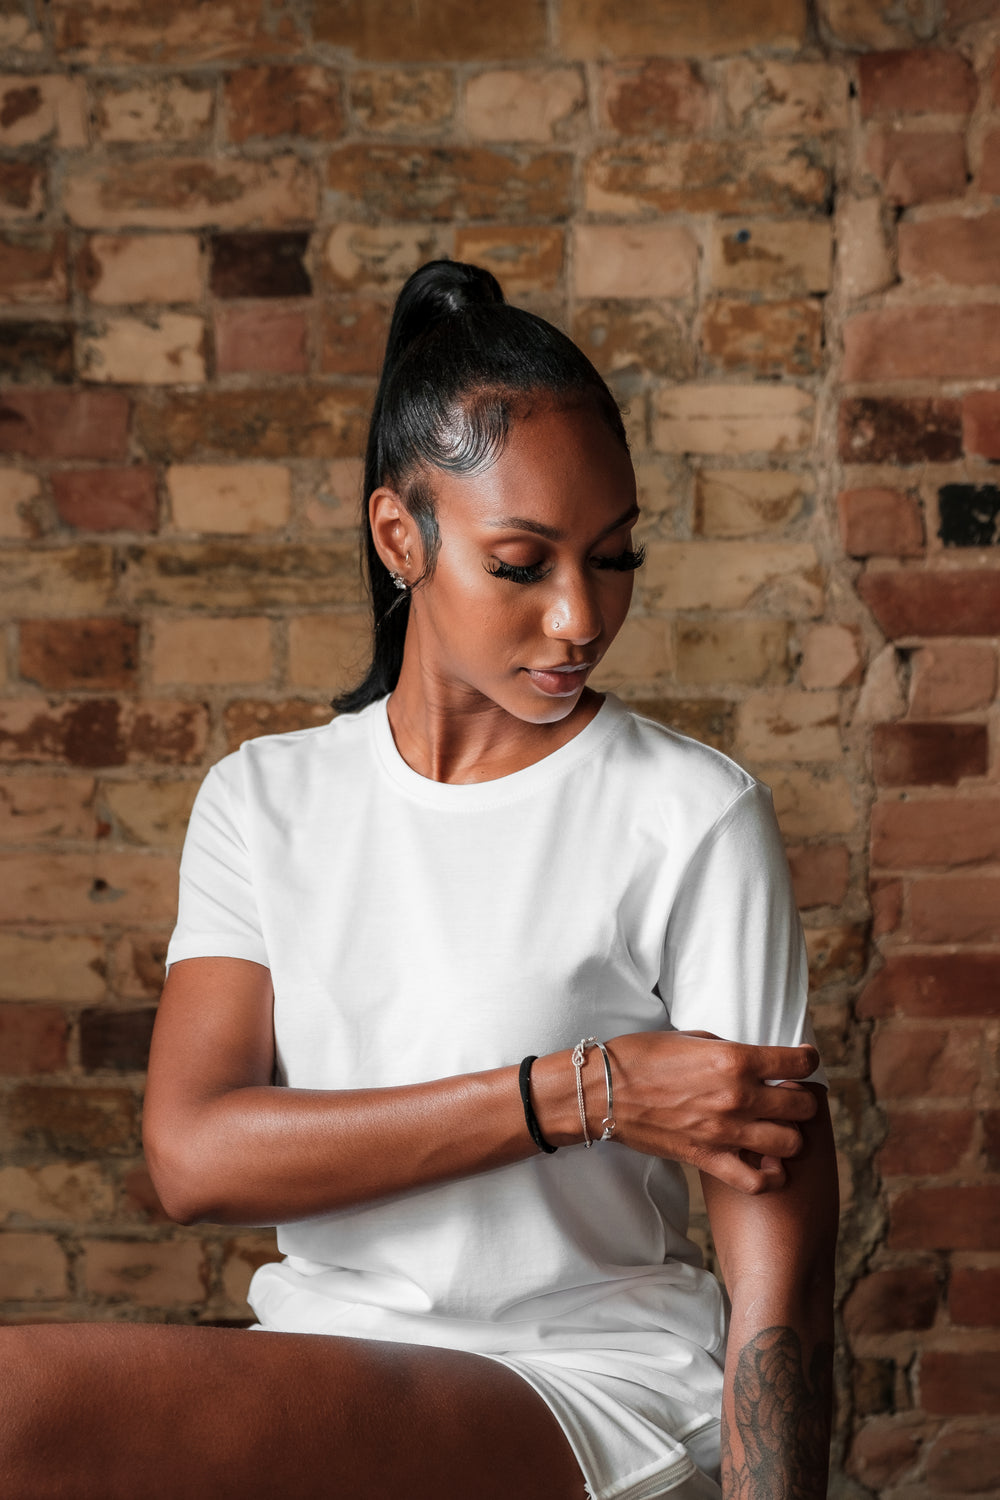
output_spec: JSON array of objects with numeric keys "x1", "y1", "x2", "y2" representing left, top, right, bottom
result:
[
  {"x1": 702, "y1": 1086, "x2": 839, "y2": 1500},
  {"x1": 143, "y1": 957, "x2": 822, "y2": 1224}
]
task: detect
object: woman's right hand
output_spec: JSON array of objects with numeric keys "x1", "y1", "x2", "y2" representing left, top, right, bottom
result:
[{"x1": 532, "y1": 1030, "x2": 820, "y2": 1194}]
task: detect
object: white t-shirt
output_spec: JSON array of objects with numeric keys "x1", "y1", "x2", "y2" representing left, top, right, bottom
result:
[{"x1": 166, "y1": 693, "x2": 822, "y2": 1500}]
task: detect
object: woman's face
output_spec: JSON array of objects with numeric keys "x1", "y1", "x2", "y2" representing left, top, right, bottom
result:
[{"x1": 399, "y1": 400, "x2": 641, "y2": 725}]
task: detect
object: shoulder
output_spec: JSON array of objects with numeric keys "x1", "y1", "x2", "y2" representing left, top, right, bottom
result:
[
  {"x1": 606, "y1": 696, "x2": 761, "y2": 826},
  {"x1": 206, "y1": 701, "x2": 381, "y2": 802}
]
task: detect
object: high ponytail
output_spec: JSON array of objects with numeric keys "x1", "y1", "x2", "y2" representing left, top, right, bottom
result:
[{"x1": 333, "y1": 259, "x2": 627, "y2": 714}]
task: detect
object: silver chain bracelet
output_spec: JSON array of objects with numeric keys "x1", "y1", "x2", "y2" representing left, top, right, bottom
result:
[{"x1": 571, "y1": 1036, "x2": 617, "y2": 1147}]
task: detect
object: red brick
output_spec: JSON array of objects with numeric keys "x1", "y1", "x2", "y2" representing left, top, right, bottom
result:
[
  {"x1": 79, "y1": 1008, "x2": 156, "y2": 1072},
  {"x1": 950, "y1": 1267, "x2": 1000, "y2": 1327},
  {"x1": 52, "y1": 0, "x2": 302, "y2": 61},
  {"x1": 844, "y1": 306, "x2": 1000, "y2": 381},
  {"x1": 910, "y1": 642, "x2": 997, "y2": 717},
  {"x1": 210, "y1": 232, "x2": 311, "y2": 299},
  {"x1": 18, "y1": 618, "x2": 139, "y2": 691},
  {"x1": 871, "y1": 1024, "x2": 981, "y2": 1099},
  {"x1": 843, "y1": 1266, "x2": 940, "y2": 1337},
  {"x1": 2, "y1": 1083, "x2": 139, "y2": 1156},
  {"x1": 0, "y1": 698, "x2": 208, "y2": 768},
  {"x1": 910, "y1": 877, "x2": 1000, "y2": 943},
  {"x1": 134, "y1": 388, "x2": 367, "y2": 462},
  {"x1": 599, "y1": 59, "x2": 711, "y2": 135},
  {"x1": 119, "y1": 1163, "x2": 170, "y2": 1223},
  {"x1": 786, "y1": 843, "x2": 850, "y2": 909},
  {"x1": 51, "y1": 469, "x2": 158, "y2": 533},
  {"x1": 561, "y1": 0, "x2": 806, "y2": 57},
  {"x1": 312, "y1": 0, "x2": 546, "y2": 59},
  {"x1": 839, "y1": 397, "x2": 962, "y2": 464},
  {"x1": 921, "y1": 1351, "x2": 1000, "y2": 1414},
  {"x1": 980, "y1": 130, "x2": 1000, "y2": 195},
  {"x1": 860, "y1": 954, "x2": 1000, "y2": 1020},
  {"x1": 858, "y1": 49, "x2": 977, "y2": 118},
  {"x1": 0, "y1": 160, "x2": 46, "y2": 220},
  {"x1": 326, "y1": 145, "x2": 573, "y2": 221},
  {"x1": 0, "y1": 230, "x2": 67, "y2": 304},
  {"x1": 926, "y1": 1427, "x2": 1000, "y2": 1493},
  {"x1": 859, "y1": 569, "x2": 1000, "y2": 638},
  {"x1": 838, "y1": 487, "x2": 924, "y2": 557},
  {"x1": 0, "y1": 1004, "x2": 68, "y2": 1075},
  {"x1": 872, "y1": 798, "x2": 1000, "y2": 868},
  {"x1": 0, "y1": 321, "x2": 73, "y2": 384},
  {"x1": 214, "y1": 307, "x2": 308, "y2": 376},
  {"x1": 320, "y1": 299, "x2": 391, "y2": 376},
  {"x1": 964, "y1": 391, "x2": 1000, "y2": 460},
  {"x1": 866, "y1": 128, "x2": 967, "y2": 205},
  {"x1": 0, "y1": 391, "x2": 129, "y2": 460},
  {"x1": 223, "y1": 66, "x2": 343, "y2": 143},
  {"x1": 847, "y1": 1419, "x2": 921, "y2": 1490},
  {"x1": 871, "y1": 878, "x2": 902, "y2": 938},
  {"x1": 872, "y1": 723, "x2": 988, "y2": 787},
  {"x1": 985, "y1": 1111, "x2": 1000, "y2": 1172},
  {"x1": 890, "y1": 1187, "x2": 1000, "y2": 1250},
  {"x1": 900, "y1": 212, "x2": 1000, "y2": 288},
  {"x1": 878, "y1": 1108, "x2": 975, "y2": 1176}
]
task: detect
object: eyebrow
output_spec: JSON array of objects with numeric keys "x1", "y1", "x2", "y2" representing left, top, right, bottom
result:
[{"x1": 488, "y1": 503, "x2": 640, "y2": 543}]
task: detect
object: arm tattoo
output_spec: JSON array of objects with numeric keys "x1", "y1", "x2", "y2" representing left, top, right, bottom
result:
[{"x1": 720, "y1": 1326, "x2": 833, "y2": 1500}]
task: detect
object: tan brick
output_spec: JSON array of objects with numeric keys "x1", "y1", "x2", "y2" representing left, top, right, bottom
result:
[
  {"x1": 702, "y1": 298, "x2": 822, "y2": 376},
  {"x1": 113, "y1": 935, "x2": 169, "y2": 999},
  {"x1": 653, "y1": 385, "x2": 814, "y2": 456},
  {"x1": 0, "y1": 932, "x2": 105, "y2": 1002},
  {"x1": 52, "y1": 0, "x2": 303, "y2": 62},
  {"x1": 313, "y1": 0, "x2": 546, "y2": 59},
  {"x1": 1, "y1": 545, "x2": 114, "y2": 617},
  {"x1": 631, "y1": 451, "x2": 688, "y2": 519},
  {"x1": 0, "y1": 230, "x2": 68, "y2": 305},
  {"x1": 709, "y1": 219, "x2": 832, "y2": 296},
  {"x1": 81, "y1": 1238, "x2": 206, "y2": 1307},
  {"x1": 694, "y1": 470, "x2": 806, "y2": 537},
  {"x1": 100, "y1": 779, "x2": 198, "y2": 849},
  {"x1": 465, "y1": 68, "x2": 585, "y2": 142},
  {"x1": 910, "y1": 642, "x2": 997, "y2": 717},
  {"x1": 0, "y1": 13, "x2": 43, "y2": 52},
  {"x1": 561, "y1": 0, "x2": 806, "y2": 56},
  {"x1": 574, "y1": 225, "x2": 697, "y2": 300},
  {"x1": 220, "y1": 1231, "x2": 281, "y2": 1314},
  {"x1": 724, "y1": 60, "x2": 848, "y2": 136},
  {"x1": 135, "y1": 388, "x2": 368, "y2": 462},
  {"x1": 120, "y1": 542, "x2": 361, "y2": 609},
  {"x1": 64, "y1": 156, "x2": 317, "y2": 231},
  {"x1": 350, "y1": 69, "x2": 454, "y2": 135},
  {"x1": 586, "y1": 141, "x2": 828, "y2": 216},
  {"x1": 787, "y1": 844, "x2": 850, "y2": 910},
  {"x1": 599, "y1": 59, "x2": 711, "y2": 136},
  {"x1": 0, "y1": 1231, "x2": 69, "y2": 1298},
  {"x1": 0, "y1": 468, "x2": 42, "y2": 538},
  {"x1": 676, "y1": 620, "x2": 790, "y2": 685},
  {"x1": 798, "y1": 624, "x2": 862, "y2": 689},
  {"x1": 768, "y1": 768, "x2": 857, "y2": 837},
  {"x1": 151, "y1": 617, "x2": 272, "y2": 686},
  {"x1": 304, "y1": 459, "x2": 365, "y2": 531},
  {"x1": 641, "y1": 541, "x2": 822, "y2": 613},
  {"x1": 736, "y1": 689, "x2": 841, "y2": 761},
  {"x1": 0, "y1": 75, "x2": 87, "y2": 147},
  {"x1": 573, "y1": 303, "x2": 694, "y2": 382},
  {"x1": 224, "y1": 66, "x2": 342, "y2": 144},
  {"x1": 223, "y1": 699, "x2": 332, "y2": 751},
  {"x1": 79, "y1": 313, "x2": 205, "y2": 385},
  {"x1": 806, "y1": 924, "x2": 866, "y2": 986},
  {"x1": 327, "y1": 144, "x2": 572, "y2": 222},
  {"x1": 288, "y1": 614, "x2": 371, "y2": 692},
  {"x1": 836, "y1": 196, "x2": 893, "y2": 302},
  {"x1": 93, "y1": 78, "x2": 213, "y2": 143},
  {"x1": 0, "y1": 698, "x2": 208, "y2": 768},
  {"x1": 453, "y1": 226, "x2": 563, "y2": 295},
  {"x1": 0, "y1": 1162, "x2": 114, "y2": 1224},
  {"x1": 80, "y1": 233, "x2": 202, "y2": 306},
  {"x1": 323, "y1": 223, "x2": 451, "y2": 291},
  {"x1": 0, "y1": 776, "x2": 96, "y2": 843},
  {"x1": 0, "y1": 852, "x2": 178, "y2": 925},
  {"x1": 589, "y1": 617, "x2": 674, "y2": 690},
  {"x1": 818, "y1": 0, "x2": 918, "y2": 48},
  {"x1": 166, "y1": 465, "x2": 291, "y2": 533}
]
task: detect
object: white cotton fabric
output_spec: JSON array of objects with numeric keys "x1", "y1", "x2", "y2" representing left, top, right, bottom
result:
[{"x1": 166, "y1": 693, "x2": 823, "y2": 1500}]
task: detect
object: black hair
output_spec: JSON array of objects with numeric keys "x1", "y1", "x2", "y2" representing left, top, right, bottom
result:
[{"x1": 333, "y1": 259, "x2": 629, "y2": 713}]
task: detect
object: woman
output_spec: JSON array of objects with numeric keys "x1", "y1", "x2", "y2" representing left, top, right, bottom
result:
[{"x1": 0, "y1": 262, "x2": 837, "y2": 1500}]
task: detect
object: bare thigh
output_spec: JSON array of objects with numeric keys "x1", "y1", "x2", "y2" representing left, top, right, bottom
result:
[{"x1": 0, "y1": 1322, "x2": 585, "y2": 1500}]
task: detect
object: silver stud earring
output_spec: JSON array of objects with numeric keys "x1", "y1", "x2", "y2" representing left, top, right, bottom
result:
[{"x1": 390, "y1": 571, "x2": 408, "y2": 592}]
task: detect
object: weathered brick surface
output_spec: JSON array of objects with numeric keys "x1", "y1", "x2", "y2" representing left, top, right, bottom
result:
[{"x1": 0, "y1": 7, "x2": 996, "y2": 1470}]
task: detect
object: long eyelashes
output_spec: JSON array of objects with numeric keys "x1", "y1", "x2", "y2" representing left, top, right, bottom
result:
[{"x1": 485, "y1": 545, "x2": 646, "y2": 586}]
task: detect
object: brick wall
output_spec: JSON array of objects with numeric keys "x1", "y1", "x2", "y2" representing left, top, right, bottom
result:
[{"x1": 1, "y1": 0, "x2": 998, "y2": 1492}]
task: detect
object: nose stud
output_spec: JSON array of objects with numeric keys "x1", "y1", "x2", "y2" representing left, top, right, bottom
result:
[{"x1": 553, "y1": 618, "x2": 561, "y2": 630}]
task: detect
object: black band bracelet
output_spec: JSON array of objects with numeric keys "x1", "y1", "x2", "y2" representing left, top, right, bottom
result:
[{"x1": 519, "y1": 1055, "x2": 558, "y2": 1154}]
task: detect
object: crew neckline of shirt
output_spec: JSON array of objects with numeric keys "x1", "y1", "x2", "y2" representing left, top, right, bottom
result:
[{"x1": 370, "y1": 692, "x2": 627, "y2": 809}]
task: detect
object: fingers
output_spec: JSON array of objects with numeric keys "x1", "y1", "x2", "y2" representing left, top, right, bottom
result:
[
  {"x1": 756, "y1": 1042, "x2": 819, "y2": 1081},
  {"x1": 700, "y1": 1150, "x2": 787, "y2": 1195}
]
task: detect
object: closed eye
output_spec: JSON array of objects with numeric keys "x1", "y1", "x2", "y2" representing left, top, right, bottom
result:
[{"x1": 484, "y1": 545, "x2": 645, "y2": 586}]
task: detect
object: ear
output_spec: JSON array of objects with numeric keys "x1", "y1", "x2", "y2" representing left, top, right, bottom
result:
[{"x1": 369, "y1": 487, "x2": 419, "y2": 583}]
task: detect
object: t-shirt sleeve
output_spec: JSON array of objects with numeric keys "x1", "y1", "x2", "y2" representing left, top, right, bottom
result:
[
  {"x1": 660, "y1": 779, "x2": 826, "y2": 1085},
  {"x1": 165, "y1": 756, "x2": 269, "y2": 972}
]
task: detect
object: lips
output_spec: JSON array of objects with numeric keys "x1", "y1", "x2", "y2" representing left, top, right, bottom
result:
[{"x1": 525, "y1": 661, "x2": 596, "y2": 697}]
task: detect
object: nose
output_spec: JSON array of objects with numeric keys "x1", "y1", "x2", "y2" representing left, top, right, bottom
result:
[{"x1": 545, "y1": 572, "x2": 602, "y2": 645}]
